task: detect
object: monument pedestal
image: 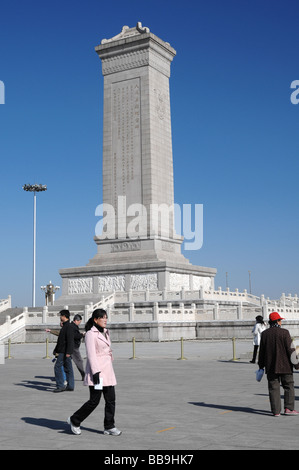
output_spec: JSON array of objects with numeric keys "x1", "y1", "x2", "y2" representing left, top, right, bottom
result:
[
  {"x1": 58, "y1": 258, "x2": 216, "y2": 306},
  {"x1": 90, "y1": 234, "x2": 188, "y2": 264}
]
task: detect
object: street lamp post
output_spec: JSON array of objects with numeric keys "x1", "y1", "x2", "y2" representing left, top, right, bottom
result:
[{"x1": 23, "y1": 183, "x2": 47, "y2": 307}]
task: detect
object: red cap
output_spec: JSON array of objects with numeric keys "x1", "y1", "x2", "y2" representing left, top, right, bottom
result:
[{"x1": 269, "y1": 312, "x2": 284, "y2": 321}]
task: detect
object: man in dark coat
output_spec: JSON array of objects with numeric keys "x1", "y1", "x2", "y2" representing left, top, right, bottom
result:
[
  {"x1": 53, "y1": 309, "x2": 75, "y2": 392},
  {"x1": 70, "y1": 314, "x2": 85, "y2": 380},
  {"x1": 258, "y1": 311, "x2": 299, "y2": 416}
]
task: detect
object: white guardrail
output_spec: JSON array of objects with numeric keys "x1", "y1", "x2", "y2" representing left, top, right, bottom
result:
[
  {"x1": 1, "y1": 290, "x2": 299, "y2": 341},
  {"x1": 0, "y1": 296, "x2": 11, "y2": 313}
]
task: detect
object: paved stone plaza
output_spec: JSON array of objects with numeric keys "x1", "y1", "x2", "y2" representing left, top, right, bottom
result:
[{"x1": 1, "y1": 340, "x2": 299, "y2": 452}]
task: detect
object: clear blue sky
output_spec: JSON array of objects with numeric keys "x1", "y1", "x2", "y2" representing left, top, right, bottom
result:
[{"x1": 1, "y1": 0, "x2": 298, "y2": 307}]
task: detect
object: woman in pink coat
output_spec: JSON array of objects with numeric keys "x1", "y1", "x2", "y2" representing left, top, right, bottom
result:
[{"x1": 67, "y1": 309, "x2": 121, "y2": 436}]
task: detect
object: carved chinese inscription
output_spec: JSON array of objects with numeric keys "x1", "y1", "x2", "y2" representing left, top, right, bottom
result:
[{"x1": 112, "y1": 78, "x2": 142, "y2": 211}]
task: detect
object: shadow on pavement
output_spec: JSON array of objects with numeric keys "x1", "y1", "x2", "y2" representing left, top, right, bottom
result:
[
  {"x1": 189, "y1": 401, "x2": 271, "y2": 416},
  {"x1": 21, "y1": 417, "x2": 104, "y2": 435}
]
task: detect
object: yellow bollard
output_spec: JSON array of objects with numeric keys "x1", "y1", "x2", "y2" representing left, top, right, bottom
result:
[
  {"x1": 130, "y1": 337, "x2": 137, "y2": 360},
  {"x1": 43, "y1": 338, "x2": 51, "y2": 359},
  {"x1": 231, "y1": 337, "x2": 238, "y2": 362},
  {"x1": 177, "y1": 337, "x2": 187, "y2": 360},
  {"x1": 6, "y1": 338, "x2": 13, "y2": 359}
]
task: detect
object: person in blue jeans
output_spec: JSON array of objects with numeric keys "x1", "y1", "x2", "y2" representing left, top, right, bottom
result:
[
  {"x1": 53, "y1": 310, "x2": 75, "y2": 392},
  {"x1": 46, "y1": 324, "x2": 68, "y2": 385}
]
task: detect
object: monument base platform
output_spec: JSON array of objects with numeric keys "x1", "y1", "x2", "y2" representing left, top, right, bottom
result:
[{"x1": 58, "y1": 258, "x2": 217, "y2": 307}]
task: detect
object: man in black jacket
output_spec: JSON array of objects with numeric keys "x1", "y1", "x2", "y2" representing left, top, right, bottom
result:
[
  {"x1": 53, "y1": 310, "x2": 74, "y2": 392},
  {"x1": 258, "y1": 311, "x2": 299, "y2": 416}
]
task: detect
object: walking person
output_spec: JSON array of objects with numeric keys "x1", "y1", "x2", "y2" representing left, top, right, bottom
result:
[
  {"x1": 70, "y1": 314, "x2": 85, "y2": 380},
  {"x1": 250, "y1": 315, "x2": 266, "y2": 363},
  {"x1": 45, "y1": 322, "x2": 67, "y2": 386},
  {"x1": 67, "y1": 308, "x2": 121, "y2": 436},
  {"x1": 258, "y1": 311, "x2": 299, "y2": 416},
  {"x1": 53, "y1": 310, "x2": 75, "y2": 392}
]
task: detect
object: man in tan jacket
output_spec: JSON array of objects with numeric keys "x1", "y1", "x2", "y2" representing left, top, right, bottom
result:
[{"x1": 258, "y1": 312, "x2": 299, "y2": 416}]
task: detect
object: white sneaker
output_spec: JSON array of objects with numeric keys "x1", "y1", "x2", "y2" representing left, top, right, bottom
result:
[
  {"x1": 104, "y1": 427, "x2": 122, "y2": 436},
  {"x1": 67, "y1": 417, "x2": 81, "y2": 435}
]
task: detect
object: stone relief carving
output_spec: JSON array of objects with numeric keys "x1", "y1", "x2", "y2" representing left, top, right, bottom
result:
[
  {"x1": 68, "y1": 278, "x2": 93, "y2": 295},
  {"x1": 102, "y1": 50, "x2": 149, "y2": 75},
  {"x1": 136, "y1": 22, "x2": 150, "y2": 34},
  {"x1": 192, "y1": 275, "x2": 212, "y2": 291},
  {"x1": 101, "y1": 23, "x2": 150, "y2": 45},
  {"x1": 131, "y1": 273, "x2": 158, "y2": 290},
  {"x1": 169, "y1": 273, "x2": 190, "y2": 291},
  {"x1": 98, "y1": 275, "x2": 125, "y2": 292}
]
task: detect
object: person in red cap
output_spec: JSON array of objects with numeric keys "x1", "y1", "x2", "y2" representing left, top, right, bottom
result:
[{"x1": 258, "y1": 312, "x2": 299, "y2": 416}]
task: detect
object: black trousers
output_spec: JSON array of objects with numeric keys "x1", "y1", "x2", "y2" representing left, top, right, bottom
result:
[
  {"x1": 70, "y1": 386, "x2": 115, "y2": 430},
  {"x1": 251, "y1": 345, "x2": 259, "y2": 363}
]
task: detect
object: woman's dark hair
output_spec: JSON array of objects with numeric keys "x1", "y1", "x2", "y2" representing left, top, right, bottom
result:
[
  {"x1": 85, "y1": 308, "x2": 107, "y2": 332},
  {"x1": 255, "y1": 315, "x2": 264, "y2": 324}
]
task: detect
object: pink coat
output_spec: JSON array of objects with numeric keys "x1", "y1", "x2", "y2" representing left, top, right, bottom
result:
[{"x1": 84, "y1": 326, "x2": 117, "y2": 387}]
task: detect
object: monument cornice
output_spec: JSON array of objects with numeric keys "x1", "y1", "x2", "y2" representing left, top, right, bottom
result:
[
  {"x1": 95, "y1": 33, "x2": 176, "y2": 58},
  {"x1": 95, "y1": 32, "x2": 176, "y2": 76},
  {"x1": 99, "y1": 49, "x2": 173, "y2": 77}
]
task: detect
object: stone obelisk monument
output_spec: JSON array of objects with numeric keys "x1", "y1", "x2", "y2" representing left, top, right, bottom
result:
[
  {"x1": 58, "y1": 23, "x2": 216, "y2": 305},
  {"x1": 91, "y1": 23, "x2": 186, "y2": 264}
]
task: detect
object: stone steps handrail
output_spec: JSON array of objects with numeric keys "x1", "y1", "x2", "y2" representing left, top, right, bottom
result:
[
  {"x1": 0, "y1": 311, "x2": 26, "y2": 341},
  {"x1": 0, "y1": 296, "x2": 12, "y2": 314},
  {"x1": 88, "y1": 292, "x2": 116, "y2": 315}
]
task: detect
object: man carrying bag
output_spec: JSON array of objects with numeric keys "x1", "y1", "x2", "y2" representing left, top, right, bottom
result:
[{"x1": 258, "y1": 312, "x2": 299, "y2": 416}]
